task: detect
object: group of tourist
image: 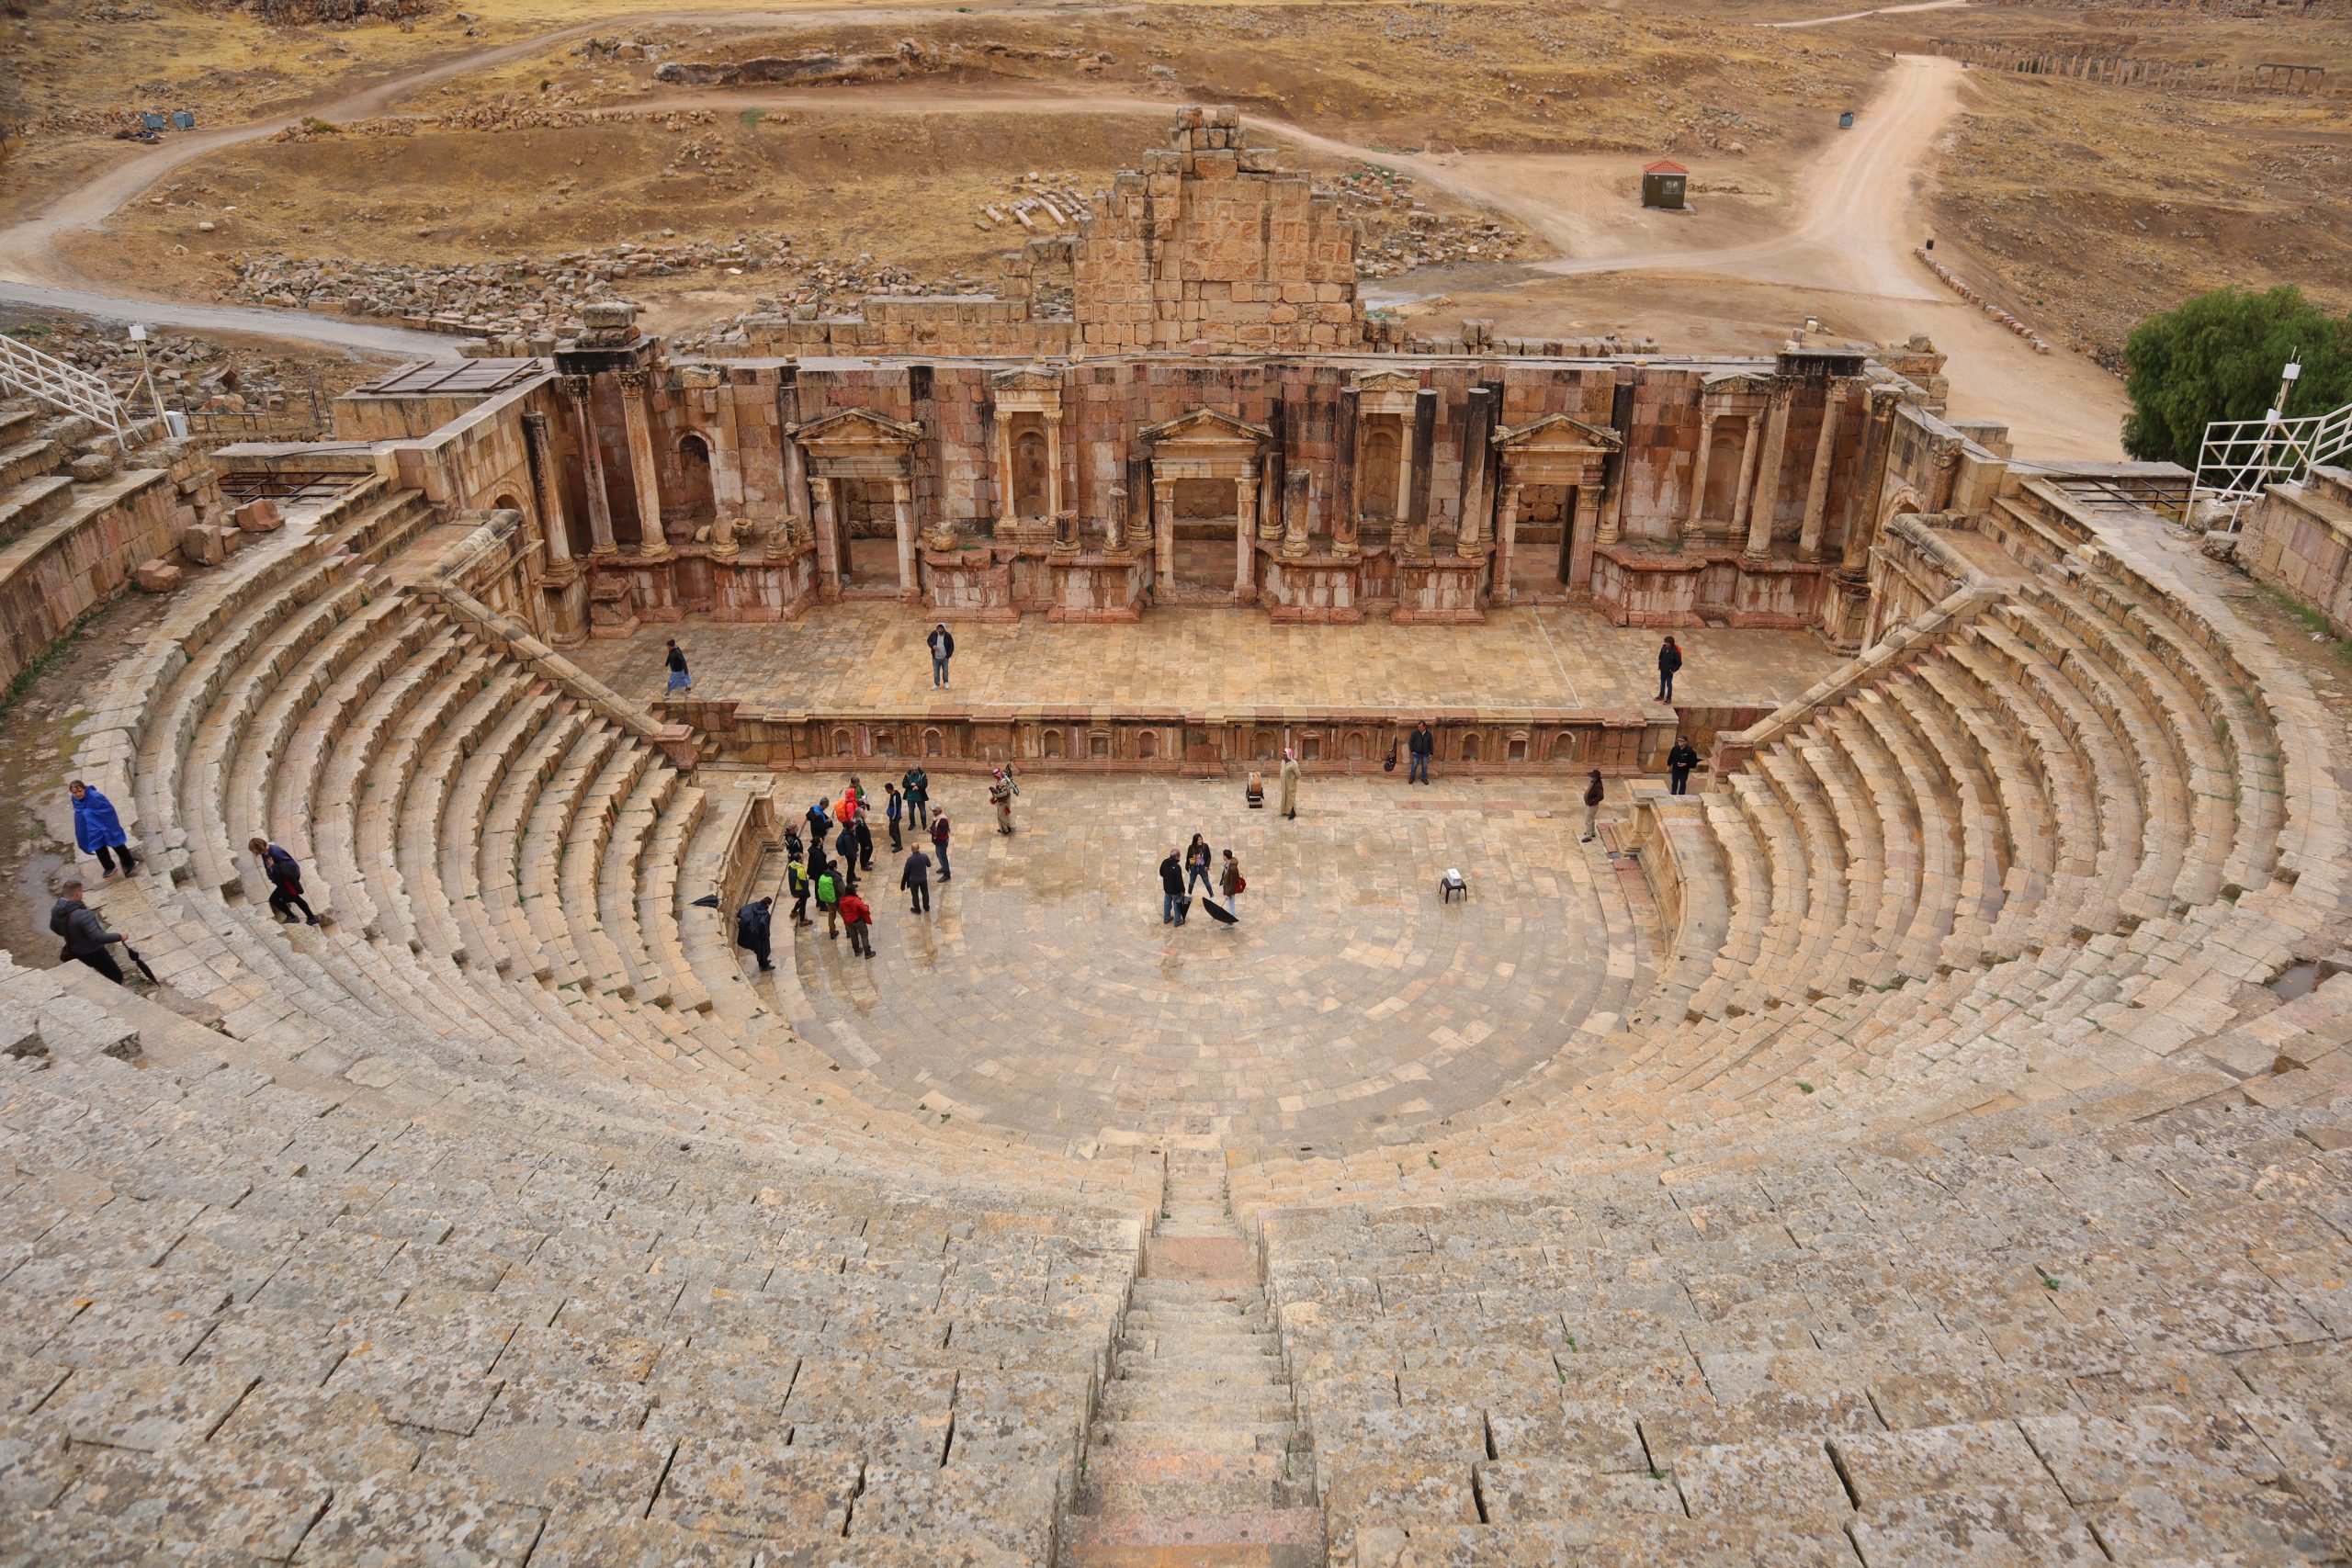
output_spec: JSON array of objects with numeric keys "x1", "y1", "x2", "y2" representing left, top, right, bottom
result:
[
  {"x1": 1159, "y1": 835, "x2": 1246, "y2": 927},
  {"x1": 741, "y1": 762, "x2": 971, "y2": 968}
]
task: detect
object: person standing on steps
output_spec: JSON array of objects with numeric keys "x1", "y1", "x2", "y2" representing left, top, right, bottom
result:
[
  {"x1": 833, "y1": 821, "x2": 861, "y2": 894},
  {"x1": 900, "y1": 843, "x2": 933, "y2": 914},
  {"x1": 902, "y1": 765, "x2": 930, "y2": 830},
  {"x1": 1183, "y1": 834, "x2": 1213, "y2": 898},
  {"x1": 854, "y1": 811, "x2": 876, "y2": 874},
  {"x1": 1668, "y1": 735, "x2": 1700, "y2": 796},
  {"x1": 1279, "y1": 747, "x2": 1301, "y2": 820},
  {"x1": 1581, "y1": 768, "x2": 1605, "y2": 844},
  {"x1": 49, "y1": 880, "x2": 130, "y2": 986},
  {"x1": 786, "y1": 852, "x2": 812, "y2": 928},
  {"x1": 930, "y1": 810, "x2": 952, "y2": 883},
  {"x1": 928, "y1": 623, "x2": 956, "y2": 689},
  {"x1": 68, "y1": 781, "x2": 137, "y2": 880},
  {"x1": 1218, "y1": 849, "x2": 1246, "y2": 916},
  {"x1": 734, "y1": 895, "x2": 775, "y2": 974},
  {"x1": 249, "y1": 837, "x2": 320, "y2": 925},
  {"x1": 885, "y1": 782, "x2": 905, "y2": 853},
  {"x1": 1656, "y1": 635, "x2": 1682, "y2": 703},
  {"x1": 805, "y1": 796, "x2": 831, "y2": 846},
  {"x1": 1159, "y1": 849, "x2": 1187, "y2": 926},
  {"x1": 664, "y1": 638, "x2": 691, "y2": 696},
  {"x1": 1408, "y1": 720, "x2": 1435, "y2": 786},
  {"x1": 840, "y1": 887, "x2": 875, "y2": 959}
]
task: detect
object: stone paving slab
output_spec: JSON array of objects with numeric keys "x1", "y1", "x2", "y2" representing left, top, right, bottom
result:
[
  {"x1": 758, "y1": 775, "x2": 1649, "y2": 1148},
  {"x1": 568, "y1": 604, "x2": 1841, "y2": 716}
]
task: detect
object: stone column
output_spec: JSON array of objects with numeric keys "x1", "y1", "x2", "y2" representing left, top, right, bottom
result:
[
  {"x1": 1281, "y1": 469, "x2": 1310, "y2": 558},
  {"x1": 710, "y1": 388, "x2": 744, "y2": 519},
  {"x1": 1685, "y1": 412, "x2": 1715, "y2": 536},
  {"x1": 1105, "y1": 485, "x2": 1127, "y2": 554},
  {"x1": 521, "y1": 411, "x2": 571, "y2": 570},
  {"x1": 618, "y1": 370, "x2": 668, "y2": 560},
  {"x1": 1798, "y1": 380, "x2": 1847, "y2": 562},
  {"x1": 1840, "y1": 388, "x2": 1904, "y2": 574},
  {"x1": 1236, "y1": 467, "x2": 1258, "y2": 595},
  {"x1": 1727, "y1": 410, "x2": 1763, "y2": 543},
  {"x1": 1594, "y1": 461, "x2": 1621, "y2": 547},
  {"x1": 1394, "y1": 419, "x2": 1414, "y2": 523},
  {"x1": 811, "y1": 475, "x2": 841, "y2": 590},
  {"x1": 1456, "y1": 467, "x2": 1488, "y2": 559},
  {"x1": 1154, "y1": 478, "x2": 1176, "y2": 583},
  {"x1": 1568, "y1": 483, "x2": 1602, "y2": 592},
  {"x1": 1046, "y1": 412, "x2": 1065, "y2": 520},
  {"x1": 566, "y1": 378, "x2": 618, "y2": 557},
  {"x1": 1745, "y1": 385, "x2": 1792, "y2": 559},
  {"x1": 891, "y1": 478, "x2": 919, "y2": 602},
  {"x1": 1494, "y1": 482, "x2": 1522, "y2": 601},
  {"x1": 781, "y1": 437, "x2": 810, "y2": 552}
]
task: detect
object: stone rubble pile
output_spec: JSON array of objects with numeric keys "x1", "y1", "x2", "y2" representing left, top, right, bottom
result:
[
  {"x1": 0, "y1": 315, "x2": 320, "y2": 416},
  {"x1": 267, "y1": 99, "x2": 718, "y2": 141},
  {"x1": 1914, "y1": 245, "x2": 2053, "y2": 355}
]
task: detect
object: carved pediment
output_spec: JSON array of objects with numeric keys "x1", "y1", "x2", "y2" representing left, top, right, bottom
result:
[
  {"x1": 1140, "y1": 407, "x2": 1272, "y2": 447},
  {"x1": 1354, "y1": 368, "x2": 1422, "y2": 416},
  {"x1": 1701, "y1": 369, "x2": 1777, "y2": 399},
  {"x1": 989, "y1": 367, "x2": 1063, "y2": 393},
  {"x1": 787, "y1": 406, "x2": 924, "y2": 449},
  {"x1": 1492, "y1": 412, "x2": 1623, "y2": 453}
]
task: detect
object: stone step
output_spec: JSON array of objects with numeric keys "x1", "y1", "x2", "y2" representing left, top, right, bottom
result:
[
  {"x1": 1096, "y1": 1386, "x2": 1297, "y2": 1427},
  {"x1": 1090, "y1": 1422, "x2": 1297, "y2": 1456},
  {"x1": 1057, "y1": 1506, "x2": 1323, "y2": 1568}
]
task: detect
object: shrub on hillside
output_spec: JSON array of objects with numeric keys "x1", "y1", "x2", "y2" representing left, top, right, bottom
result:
[{"x1": 2121, "y1": 287, "x2": 2352, "y2": 467}]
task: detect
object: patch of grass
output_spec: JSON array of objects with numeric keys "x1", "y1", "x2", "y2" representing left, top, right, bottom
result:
[
  {"x1": 2258, "y1": 583, "x2": 2352, "y2": 664},
  {"x1": 741, "y1": 107, "x2": 768, "y2": 130},
  {"x1": 0, "y1": 602, "x2": 107, "y2": 725}
]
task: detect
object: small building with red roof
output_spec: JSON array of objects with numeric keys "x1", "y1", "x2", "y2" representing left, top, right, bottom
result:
[{"x1": 1641, "y1": 159, "x2": 1690, "y2": 210}]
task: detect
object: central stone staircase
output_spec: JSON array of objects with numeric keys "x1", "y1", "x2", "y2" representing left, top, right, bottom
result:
[{"x1": 1063, "y1": 1150, "x2": 1323, "y2": 1565}]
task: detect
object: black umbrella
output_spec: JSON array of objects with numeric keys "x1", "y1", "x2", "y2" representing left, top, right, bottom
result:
[{"x1": 120, "y1": 943, "x2": 159, "y2": 984}]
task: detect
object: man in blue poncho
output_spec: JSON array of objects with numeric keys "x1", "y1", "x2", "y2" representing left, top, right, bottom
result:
[{"x1": 68, "y1": 781, "x2": 138, "y2": 878}]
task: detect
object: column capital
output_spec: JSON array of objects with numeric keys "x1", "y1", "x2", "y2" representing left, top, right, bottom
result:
[{"x1": 617, "y1": 368, "x2": 652, "y2": 394}]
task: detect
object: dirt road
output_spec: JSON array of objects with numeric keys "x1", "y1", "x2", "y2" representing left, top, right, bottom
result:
[{"x1": 0, "y1": 11, "x2": 2125, "y2": 455}]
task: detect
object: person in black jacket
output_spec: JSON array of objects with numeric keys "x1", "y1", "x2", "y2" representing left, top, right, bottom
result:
[
  {"x1": 1581, "y1": 769, "x2": 1605, "y2": 843},
  {"x1": 1657, "y1": 636, "x2": 1683, "y2": 703},
  {"x1": 1668, "y1": 736, "x2": 1700, "y2": 795},
  {"x1": 928, "y1": 623, "x2": 956, "y2": 688},
  {"x1": 49, "y1": 882, "x2": 129, "y2": 985},
  {"x1": 1407, "y1": 720, "x2": 1435, "y2": 786},
  {"x1": 901, "y1": 846, "x2": 933, "y2": 914},
  {"x1": 735, "y1": 896, "x2": 775, "y2": 973},
  {"x1": 249, "y1": 837, "x2": 320, "y2": 924},
  {"x1": 1159, "y1": 851, "x2": 1187, "y2": 925}
]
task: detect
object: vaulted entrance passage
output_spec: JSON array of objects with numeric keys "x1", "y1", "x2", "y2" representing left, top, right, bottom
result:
[
  {"x1": 1143, "y1": 407, "x2": 1270, "y2": 605},
  {"x1": 774, "y1": 774, "x2": 1648, "y2": 1149},
  {"x1": 1490, "y1": 412, "x2": 1622, "y2": 605}
]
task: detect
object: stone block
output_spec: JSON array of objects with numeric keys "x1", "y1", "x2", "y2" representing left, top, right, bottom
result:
[
  {"x1": 179, "y1": 524, "x2": 228, "y2": 567},
  {"x1": 70, "y1": 452, "x2": 119, "y2": 483},
  {"x1": 233, "y1": 496, "x2": 283, "y2": 533},
  {"x1": 133, "y1": 558, "x2": 184, "y2": 593}
]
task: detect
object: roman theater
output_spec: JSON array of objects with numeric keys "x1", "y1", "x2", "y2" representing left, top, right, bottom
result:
[{"x1": 2, "y1": 0, "x2": 2351, "y2": 1560}]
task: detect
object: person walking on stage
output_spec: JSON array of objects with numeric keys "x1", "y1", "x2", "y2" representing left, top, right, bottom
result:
[
  {"x1": 928, "y1": 623, "x2": 956, "y2": 689},
  {"x1": 250, "y1": 837, "x2": 320, "y2": 925},
  {"x1": 1581, "y1": 768, "x2": 1605, "y2": 844},
  {"x1": 840, "y1": 887, "x2": 875, "y2": 959},
  {"x1": 1668, "y1": 736, "x2": 1700, "y2": 796},
  {"x1": 49, "y1": 881, "x2": 130, "y2": 986},
  {"x1": 1218, "y1": 850, "x2": 1246, "y2": 916},
  {"x1": 1279, "y1": 748, "x2": 1301, "y2": 820},
  {"x1": 1183, "y1": 834, "x2": 1214, "y2": 898},
  {"x1": 815, "y1": 864, "x2": 842, "y2": 939},
  {"x1": 1408, "y1": 720, "x2": 1435, "y2": 786},
  {"x1": 930, "y1": 810, "x2": 953, "y2": 882},
  {"x1": 1159, "y1": 850, "x2": 1187, "y2": 926},
  {"x1": 1657, "y1": 636, "x2": 1682, "y2": 703},
  {"x1": 69, "y1": 781, "x2": 138, "y2": 879},
  {"x1": 735, "y1": 895, "x2": 775, "y2": 973},
  {"x1": 886, "y1": 783, "x2": 905, "y2": 852},
  {"x1": 664, "y1": 638, "x2": 691, "y2": 696},
  {"x1": 900, "y1": 844, "x2": 933, "y2": 914},
  {"x1": 903, "y1": 766, "x2": 930, "y2": 829}
]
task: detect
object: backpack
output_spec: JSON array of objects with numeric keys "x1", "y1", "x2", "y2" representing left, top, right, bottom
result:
[
  {"x1": 264, "y1": 845, "x2": 300, "y2": 884},
  {"x1": 816, "y1": 873, "x2": 838, "y2": 905},
  {"x1": 1231, "y1": 872, "x2": 1247, "y2": 894}
]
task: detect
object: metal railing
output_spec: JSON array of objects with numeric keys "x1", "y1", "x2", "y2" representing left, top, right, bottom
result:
[
  {"x1": 0, "y1": 330, "x2": 133, "y2": 451},
  {"x1": 2188, "y1": 399, "x2": 2352, "y2": 534}
]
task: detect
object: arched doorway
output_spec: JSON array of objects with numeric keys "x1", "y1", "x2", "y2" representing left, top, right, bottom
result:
[{"x1": 675, "y1": 434, "x2": 717, "y2": 532}]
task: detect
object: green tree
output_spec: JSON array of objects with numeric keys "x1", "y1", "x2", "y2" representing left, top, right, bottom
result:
[{"x1": 2120, "y1": 287, "x2": 2352, "y2": 466}]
